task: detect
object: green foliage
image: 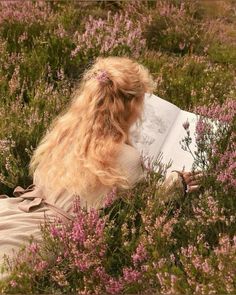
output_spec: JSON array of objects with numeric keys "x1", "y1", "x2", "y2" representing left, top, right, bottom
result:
[
  {"x1": 0, "y1": 79, "x2": 71, "y2": 194},
  {"x1": 141, "y1": 53, "x2": 236, "y2": 110},
  {"x1": 208, "y1": 42, "x2": 236, "y2": 66},
  {"x1": 144, "y1": 0, "x2": 205, "y2": 55}
]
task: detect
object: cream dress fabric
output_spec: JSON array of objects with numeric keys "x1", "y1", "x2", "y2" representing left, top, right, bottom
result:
[{"x1": 0, "y1": 144, "x2": 185, "y2": 279}]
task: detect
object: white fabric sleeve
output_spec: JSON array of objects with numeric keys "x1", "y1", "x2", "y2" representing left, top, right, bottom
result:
[{"x1": 115, "y1": 144, "x2": 146, "y2": 189}]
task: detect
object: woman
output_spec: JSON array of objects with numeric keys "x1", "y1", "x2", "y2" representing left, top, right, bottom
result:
[{"x1": 0, "y1": 56, "x2": 202, "y2": 275}]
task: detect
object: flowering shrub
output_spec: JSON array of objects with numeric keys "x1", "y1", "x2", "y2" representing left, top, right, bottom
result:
[
  {"x1": 179, "y1": 234, "x2": 236, "y2": 294},
  {"x1": 0, "y1": 1, "x2": 51, "y2": 24},
  {"x1": 71, "y1": 9, "x2": 150, "y2": 59},
  {"x1": 182, "y1": 98, "x2": 236, "y2": 193},
  {"x1": 144, "y1": 0, "x2": 205, "y2": 55},
  {"x1": 0, "y1": 79, "x2": 71, "y2": 194},
  {"x1": 1, "y1": 158, "x2": 236, "y2": 294}
]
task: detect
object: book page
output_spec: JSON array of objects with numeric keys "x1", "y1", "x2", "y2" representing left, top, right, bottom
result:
[
  {"x1": 130, "y1": 93, "x2": 180, "y2": 165},
  {"x1": 159, "y1": 110, "x2": 198, "y2": 176}
]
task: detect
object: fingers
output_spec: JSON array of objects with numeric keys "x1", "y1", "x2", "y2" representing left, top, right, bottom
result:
[
  {"x1": 183, "y1": 171, "x2": 203, "y2": 184},
  {"x1": 176, "y1": 170, "x2": 204, "y2": 194},
  {"x1": 182, "y1": 171, "x2": 204, "y2": 194}
]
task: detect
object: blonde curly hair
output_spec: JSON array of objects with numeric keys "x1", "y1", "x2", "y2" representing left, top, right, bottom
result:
[{"x1": 30, "y1": 56, "x2": 156, "y2": 201}]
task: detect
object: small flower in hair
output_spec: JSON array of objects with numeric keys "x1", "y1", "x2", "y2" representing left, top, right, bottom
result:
[{"x1": 96, "y1": 70, "x2": 110, "y2": 84}]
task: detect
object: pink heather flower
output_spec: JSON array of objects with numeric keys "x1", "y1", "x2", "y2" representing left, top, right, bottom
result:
[
  {"x1": 95, "y1": 266, "x2": 110, "y2": 282},
  {"x1": 9, "y1": 280, "x2": 17, "y2": 287},
  {"x1": 8, "y1": 66, "x2": 20, "y2": 94},
  {"x1": 194, "y1": 99, "x2": 236, "y2": 190},
  {"x1": 95, "y1": 218, "x2": 106, "y2": 237},
  {"x1": 71, "y1": 10, "x2": 149, "y2": 59},
  {"x1": 104, "y1": 187, "x2": 117, "y2": 207},
  {"x1": 34, "y1": 261, "x2": 48, "y2": 272},
  {"x1": 215, "y1": 148, "x2": 236, "y2": 189},
  {"x1": 105, "y1": 278, "x2": 123, "y2": 295},
  {"x1": 194, "y1": 98, "x2": 236, "y2": 124},
  {"x1": 202, "y1": 260, "x2": 211, "y2": 273},
  {"x1": 75, "y1": 258, "x2": 89, "y2": 272},
  {"x1": 156, "y1": 272, "x2": 164, "y2": 286},
  {"x1": 0, "y1": 1, "x2": 51, "y2": 24},
  {"x1": 171, "y1": 274, "x2": 177, "y2": 284},
  {"x1": 123, "y1": 268, "x2": 142, "y2": 283},
  {"x1": 50, "y1": 226, "x2": 60, "y2": 238},
  {"x1": 162, "y1": 217, "x2": 177, "y2": 237},
  {"x1": 87, "y1": 208, "x2": 100, "y2": 228},
  {"x1": 195, "y1": 119, "x2": 211, "y2": 141},
  {"x1": 233, "y1": 236, "x2": 236, "y2": 246},
  {"x1": 182, "y1": 120, "x2": 190, "y2": 130},
  {"x1": 71, "y1": 221, "x2": 86, "y2": 244},
  {"x1": 28, "y1": 242, "x2": 38, "y2": 254},
  {"x1": 132, "y1": 242, "x2": 147, "y2": 265}
]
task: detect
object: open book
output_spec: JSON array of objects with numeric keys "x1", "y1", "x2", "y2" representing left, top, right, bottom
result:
[{"x1": 129, "y1": 93, "x2": 198, "y2": 176}]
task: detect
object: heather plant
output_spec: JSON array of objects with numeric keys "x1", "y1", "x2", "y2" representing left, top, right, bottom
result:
[
  {"x1": 0, "y1": 1, "x2": 51, "y2": 25},
  {"x1": 0, "y1": 16, "x2": 80, "y2": 95},
  {"x1": 71, "y1": 9, "x2": 150, "y2": 60},
  {"x1": 144, "y1": 0, "x2": 236, "y2": 62},
  {"x1": 144, "y1": 0, "x2": 206, "y2": 55},
  {"x1": 0, "y1": 78, "x2": 71, "y2": 194},
  {"x1": 202, "y1": 18, "x2": 236, "y2": 66},
  {"x1": 1, "y1": 156, "x2": 236, "y2": 294},
  {"x1": 181, "y1": 98, "x2": 236, "y2": 193},
  {"x1": 0, "y1": 1, "x2": 101, "y2": 99},
  {"x1": 180, "y1": 98, "x2": 236, "y2": 234}
]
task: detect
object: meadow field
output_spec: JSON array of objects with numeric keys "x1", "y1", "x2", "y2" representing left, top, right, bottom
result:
[{"x1": 0, "y1": 0, "x2": 235, "y2": 294}]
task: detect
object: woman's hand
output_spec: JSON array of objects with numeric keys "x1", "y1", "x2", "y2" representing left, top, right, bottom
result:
[{"x1": 181, "y1": 171, "x2": 203, "y2": 193}]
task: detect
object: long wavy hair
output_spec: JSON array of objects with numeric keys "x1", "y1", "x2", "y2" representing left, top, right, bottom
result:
[{"x1": 30, "y1": 56, "x2": 156, "y2": 201}]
